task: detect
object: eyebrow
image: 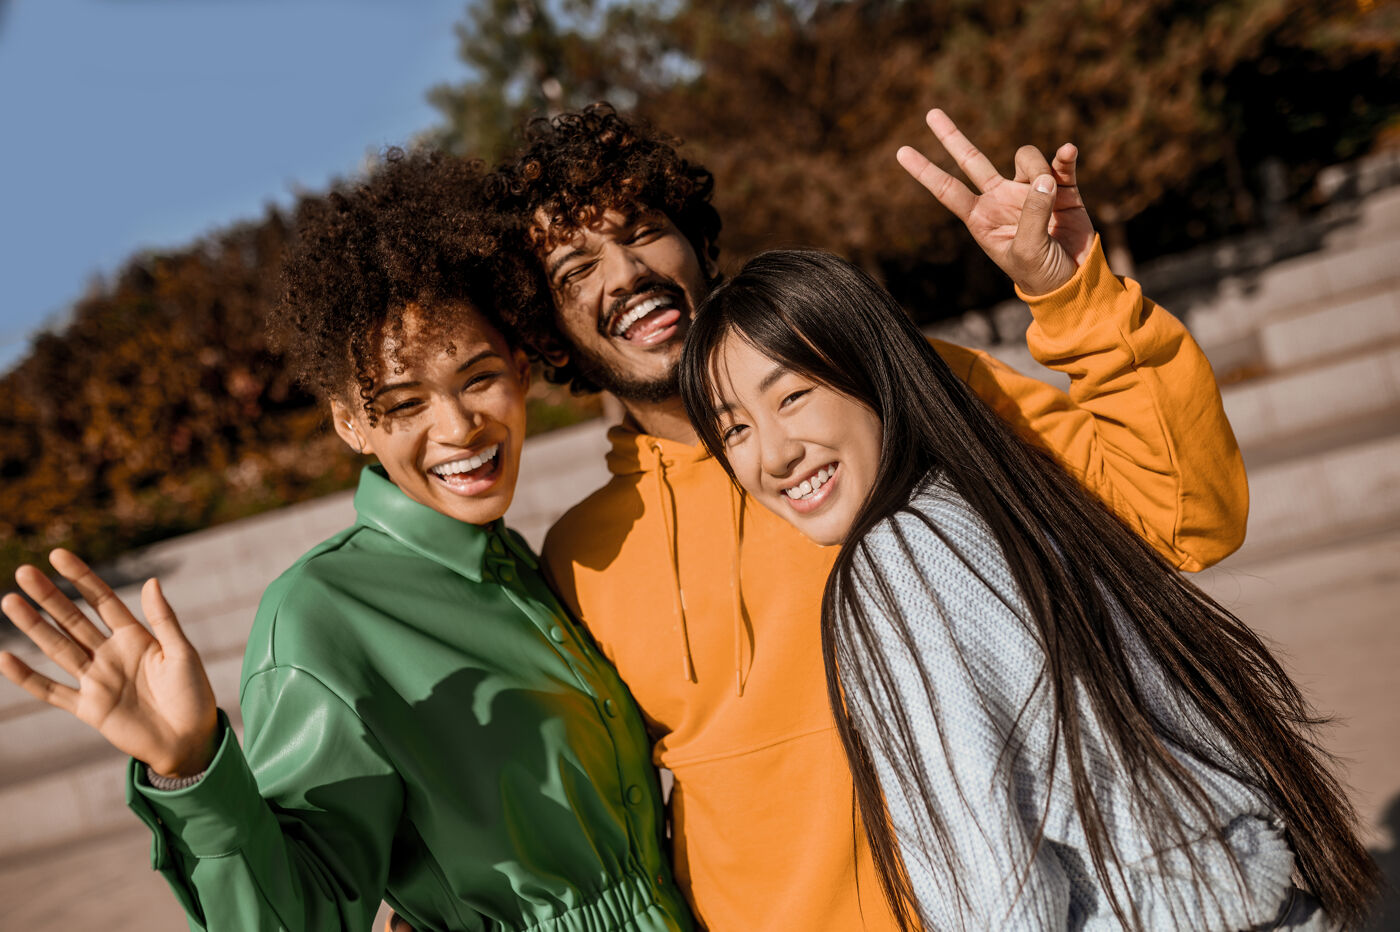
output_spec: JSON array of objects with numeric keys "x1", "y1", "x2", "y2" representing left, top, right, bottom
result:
[
  {"x1": 370, "y1": 349, "x2": 503, "y2": 401},
  {"x1": 544, "y1": 209, "x2": 653, "y2": 279},
  {"x1": 712, "y1": 364, "x2": 789, "y2": 417}
]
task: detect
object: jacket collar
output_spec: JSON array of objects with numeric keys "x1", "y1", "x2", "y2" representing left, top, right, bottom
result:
[{"x1": 351, "y1": 466, "x2": 535, "y2": 582}]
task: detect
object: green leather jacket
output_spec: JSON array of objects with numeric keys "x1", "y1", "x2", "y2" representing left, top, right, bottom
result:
[{"x1": 127, "y1": 466, "x2": 694, "y2": 932}]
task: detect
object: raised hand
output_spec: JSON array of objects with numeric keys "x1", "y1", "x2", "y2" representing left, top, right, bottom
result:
[
  {"x1": 0, "y1": 550, "x2": 217, "y2": 779},
  {"x1": 897, "y1": 109, "x2": 1096, "y2": 296}
]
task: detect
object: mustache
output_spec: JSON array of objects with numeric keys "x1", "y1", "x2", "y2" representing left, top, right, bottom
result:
[{"x1": 600, "y1": 281, "x2": 688, "y2": 336}]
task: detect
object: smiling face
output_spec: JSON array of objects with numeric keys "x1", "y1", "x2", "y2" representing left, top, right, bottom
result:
[
  {"x1": 332, "y1": 303, "x2": 530, "y2": 527},
  {"x1": 710, "y1": 334, "x2": 884, "y2": 546},
  {"x1": 539, "y1": 207, "x2": 709, "y2": 403}
]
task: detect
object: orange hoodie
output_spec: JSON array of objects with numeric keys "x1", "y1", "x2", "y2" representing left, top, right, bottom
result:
[{"x1": 541, "y1": 240, "x2": 1247, "y2": 931}]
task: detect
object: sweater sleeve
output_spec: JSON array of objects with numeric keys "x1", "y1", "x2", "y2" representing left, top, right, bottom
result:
[
  {"x1": 126, "y1": 666, "x2": 404, "y2": 932},
  {"x1": 841, "y1": 499, "x2": 1072, "y2": 931},
  {"x1": 930, "y1": 236, "x2": 1247, "y2": 573}
]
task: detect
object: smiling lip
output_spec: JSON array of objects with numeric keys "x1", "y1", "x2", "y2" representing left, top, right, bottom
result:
[
  {"x1": 781, "y1": 463, "x2": 839, "y2": 515},
  {"x1": 608, "y1": 290, "x2": 686, "y2": 346},
  {"x1": 428, "y1": 443, "x2": 503, "y2": 497}
]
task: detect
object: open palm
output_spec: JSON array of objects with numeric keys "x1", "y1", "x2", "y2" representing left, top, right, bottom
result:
[
  {"x1": 898, "y1": 109, "x2": 1097, "y2": 295},
  {"x1": 0, "y1": 549, "x2": 217, "y2": 778}
]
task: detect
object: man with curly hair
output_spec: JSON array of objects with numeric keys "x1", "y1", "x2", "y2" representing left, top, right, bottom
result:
[{"x1": 489, "y1": 104, "x2": 1248, "y2": 931}]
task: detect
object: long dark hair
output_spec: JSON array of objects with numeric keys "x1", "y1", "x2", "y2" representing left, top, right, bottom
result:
[{"x1": 678, "y1": 249, "x2": 1378, "y2": 930}]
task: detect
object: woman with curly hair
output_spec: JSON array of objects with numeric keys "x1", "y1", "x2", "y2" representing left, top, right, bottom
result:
[
  {"x1": 678, "y1": 125, "x2": 1378, "y2": 930},
  {"x1": 0, "y1": 150, "x2": 694, "y2": 932}
]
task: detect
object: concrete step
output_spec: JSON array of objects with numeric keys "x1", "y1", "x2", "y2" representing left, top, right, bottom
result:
[
  {"x1": 1220, "y1": 343, "x2": 1400, "y2": 452},
  {"x1": 1232, "y1": 431, "x2": 1400, "y2": 562},
  {"x1": 1258, "y1": 282, "x2": 1400, "y2": 372}
]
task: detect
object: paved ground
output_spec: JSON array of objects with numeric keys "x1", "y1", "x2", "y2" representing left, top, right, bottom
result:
[{"x1": 2, "y1": 523, "x2": 1397, "y2": 930}]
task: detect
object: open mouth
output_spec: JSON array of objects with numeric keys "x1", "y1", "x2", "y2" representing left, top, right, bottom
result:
[
  {"x1": 781, "y1": 462, "x2": 838, "y2": 513},
  {"x1": 609, "y1": 292, "x2": 683, "y2": 345},
  {"x1": 428, "y1": 443, "x2": 502, "y2": 494}
]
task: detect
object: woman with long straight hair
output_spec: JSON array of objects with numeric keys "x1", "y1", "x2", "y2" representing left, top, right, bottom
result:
[{"x1": 677, "y1": 127, "x2": 1378, "y2": 929}]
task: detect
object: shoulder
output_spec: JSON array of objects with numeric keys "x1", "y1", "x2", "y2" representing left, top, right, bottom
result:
[
  {"x1": 542, "y1": 474, "x2": 643, "y2": 572},
  {"x1": 244, "y1": 524, "x2": 403, "y2": 675},
  {"x1": 846, "y1": 480, "x2": 1030, "y2": 657}
]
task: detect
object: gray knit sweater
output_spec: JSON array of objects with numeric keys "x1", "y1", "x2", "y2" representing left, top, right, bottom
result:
[{"x1": 840, "y1": 480, "x2": 1313, "y2": 931}]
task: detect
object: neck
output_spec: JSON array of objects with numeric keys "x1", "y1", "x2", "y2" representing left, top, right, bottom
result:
[{"x1": 620, "y1": 395, "x2": 698, "y2": 446}]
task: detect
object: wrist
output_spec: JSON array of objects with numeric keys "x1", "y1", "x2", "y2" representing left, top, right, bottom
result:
[{"x1": 152, "y1": 718, "x2": 219, "y2": 780}]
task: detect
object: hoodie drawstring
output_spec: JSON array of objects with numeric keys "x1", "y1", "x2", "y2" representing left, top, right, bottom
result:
[
  {"x1": 651, "y1": 442, "x2": 697, "y2": 682},
  {"x1": 730, "y1": 483, "x2": 748, "y2": 697}
]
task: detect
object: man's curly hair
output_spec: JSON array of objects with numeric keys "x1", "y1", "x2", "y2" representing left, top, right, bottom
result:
[
  {"x1": 492, "y1": 103, "x2": 722, "y2": 394},
  {"x1": 274, "y1": 148, "x2": 544, "y2": 424}
]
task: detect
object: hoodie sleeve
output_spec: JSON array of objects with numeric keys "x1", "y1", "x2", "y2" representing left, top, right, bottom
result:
[{"x1": 930, "y1": 236, "x2": 1246, "y2": 573}]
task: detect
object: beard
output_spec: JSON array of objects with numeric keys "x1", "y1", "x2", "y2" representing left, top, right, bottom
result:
[{"x1": 570, "y1": 345, "x2": 681, "y2": 404}]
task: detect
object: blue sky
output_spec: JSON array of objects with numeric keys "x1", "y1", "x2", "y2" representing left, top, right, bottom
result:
[{"x1": 0, "y1": 0, "x2": 472, "y2": 371}]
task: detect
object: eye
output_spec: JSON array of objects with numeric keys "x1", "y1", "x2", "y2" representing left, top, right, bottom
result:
[
  {"x1": 384, "y1": 398, "x2": 422, "y2": 416},
  {"x1": 779, "y1": 389, "x2": 809, "y2": 408},
  {"x1": 558, "y1": 260, "x2": 597, "y2": 287},
  {"x1": 463, "y1": 369, "x2": 503, "y2": 391},
  {"x1": 626, "y1": 224, "x2": 659, "y2": 244},
  {"x1": 720, "y1": 422, "x2": 748, "y2": 445}
]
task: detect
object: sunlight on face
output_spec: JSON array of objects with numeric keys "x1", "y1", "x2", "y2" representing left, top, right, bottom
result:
[
  {"x1": 334, "y1": 303, "x2": 531, "y2": 527},
  {"x1": 711, "y1": 334, "x2": 882, "y2": 546}
]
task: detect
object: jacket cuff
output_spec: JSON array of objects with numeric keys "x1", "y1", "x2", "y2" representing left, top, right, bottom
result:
[
  {"x1": 128, "y1": 709, "x2": 261, "y2": 858},
  {"x1": 1015, "y1": 235, "x2": 1134, "y2": 337}
]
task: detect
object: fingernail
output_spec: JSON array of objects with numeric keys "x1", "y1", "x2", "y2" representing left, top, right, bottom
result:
[{"x1": 1034, "y1": 176, "x2": 1053, "y2": 194}]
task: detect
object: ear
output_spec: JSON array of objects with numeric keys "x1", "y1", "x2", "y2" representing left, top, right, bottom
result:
[
  {"x1": 330, "y1": 400, "x2": 371, "y2": 456},
  {"x1": 535, "y1": 334, "x2": 570, "y2": 370},
  {"x1": 512, "y1": 347, "x2": 532, "y2": 393}
]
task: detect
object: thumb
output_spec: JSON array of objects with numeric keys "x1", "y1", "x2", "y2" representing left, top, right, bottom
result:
[
  {"x1": 141, "y1": 578, "x2": 190, "y2": 651},
  {"x1": 1012, "y1": 175, "x2": 1057, "y2": 259}
]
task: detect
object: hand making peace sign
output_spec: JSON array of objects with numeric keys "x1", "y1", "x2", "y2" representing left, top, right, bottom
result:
[{"x1": 898, "y1": 109, "x2": 1097, "y2": 296}]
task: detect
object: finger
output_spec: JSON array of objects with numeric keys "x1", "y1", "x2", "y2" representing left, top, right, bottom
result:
[
  {"x1": 1012, "y1": 175, "x2": 1058, "y2": 265},
  {"x1": 2, "y1": 590, "x2": 93, "y2": 677},
  {"x1": 925, "y1": 109, "x2": 1001, "y2": 192},
  {"x1": 13, "y1": 564, "x2": 108, "y2": 653},
  {"x1": 1051, "y1": 143, "x2": 1079, "y2": 187},
  {"x1": 48, "y1": 549, "x2": 139, "y2": 632},
  {"x1": 1013, "y1": 145, "x2": 1052, "y2": 186},
  {"x1": 141, "y1": 578, "x2": 191, "y2": 651},
  {"x1": 896, "y1": 146, "x2": 977, "y2": 222},
  {"x1": 0, "y1": 651, "x2": 80, "y2": 713}
]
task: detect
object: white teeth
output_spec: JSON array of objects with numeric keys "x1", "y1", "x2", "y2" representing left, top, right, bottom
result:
[
  {"x1": 430, "y1": 444, "x2": 499, "y2": 477},
  {"x1": 611, "y1": 295, "x2": 673, "y2": 336},
  {"x1": 784, "y1": 465, "x2": 835, "y2": 500}
]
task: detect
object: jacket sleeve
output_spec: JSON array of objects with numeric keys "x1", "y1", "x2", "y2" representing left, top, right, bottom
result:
[
  {"x1": 126, "y1": 666, "x2": 403, "y2": 932},
  {"x1": 931, "y1": 236, "x2": 1247, "y2": 572}
]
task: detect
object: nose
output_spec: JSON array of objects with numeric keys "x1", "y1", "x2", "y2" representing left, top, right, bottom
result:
[
  {"x1": 603, "y1": 241, "x2": 653, "y2": 296},
  {"x1": 757, "y1": 422, "x2": 804, "y2": 480},
  {"x1": 429, "y1": 397, "x2": 481, "y2": 445}
]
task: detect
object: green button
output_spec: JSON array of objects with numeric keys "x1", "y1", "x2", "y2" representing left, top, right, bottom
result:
[
  {"x1": 549, "y1": 625, "x2": 566, "y2": 643},
  {"x1": 626, "y1": 785, "x2": 644, "y2": 806},
  {"x1": 603, "y1": 698, "x2": 617, "y2": 717},
  {"x1": 498, "y1": 565, "x2": 515, "y2": 584},
  {"x1": 488, "y1": 536, "x2": 506, "y2": 555}
]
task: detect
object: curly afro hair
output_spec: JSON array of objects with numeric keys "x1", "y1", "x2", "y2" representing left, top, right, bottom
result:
[
  {"x1": 274, "y1": 148, "x2": 545, "y2": 424},
  {"x1": 492, "y1": 103, "x2": 722, "y2": 394}
]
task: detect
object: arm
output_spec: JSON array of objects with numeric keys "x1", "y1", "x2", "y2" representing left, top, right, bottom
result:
[
  {"x1": 841, "y1": 501, "x2": 1071, "y2": 929},
  {"x1": 933, "y1": 241, "x2": 1246, "y2": 571},
  {"x1": 0, "y1": 550, "x2": 402, "y2": 931},
  {"x1": 128, "y1": 665, "x2": 403, "y2": 931},
  {"x1": 902, "y1": 110, "x2": 1247, "y2": 571}
]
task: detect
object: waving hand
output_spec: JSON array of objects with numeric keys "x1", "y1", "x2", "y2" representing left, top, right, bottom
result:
[
  {"x1": 0, "y1": 550, "x2": 217, "y2": 779},
  {"x1": 898, "y1": 109, "x2": 1096, "y2": 295}
]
